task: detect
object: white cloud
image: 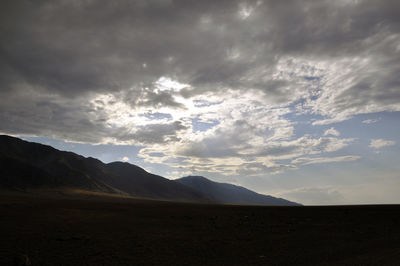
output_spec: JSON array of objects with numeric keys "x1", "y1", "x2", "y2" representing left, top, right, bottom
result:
[
  {"x1": 295, "y1": 50, "x2": 400, "y2": 126},
  {"x1": 362, "y1": 118, "x2": 380, "y2": 124},
  {"x1": 323, "y1": 127, "x2": 340, "y2": 137},
  {"x1": 369, "y1": 139, "x2": 396, "y2": 149},
  {"x1": 291, "y1": 155, "x2": 360, "y2": 165},
  {"x1": 138, "y1": 125, "x2": 355, "y2": 176},
  {"x1": 155, "y1": 76, "x2": 189, "y2": 93},
  {"x1": 121, "y1": 156, "x2": 129, "y2": 162}
]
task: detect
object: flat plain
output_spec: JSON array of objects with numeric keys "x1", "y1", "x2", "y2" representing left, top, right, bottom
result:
[{"x1": 1, "y1": 191, "x2": 399, "y2": 265}]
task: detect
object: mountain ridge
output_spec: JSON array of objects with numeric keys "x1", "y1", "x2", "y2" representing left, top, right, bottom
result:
[
  {"x1": 176, "y1": 175, "x2": 300, "y2": 206},
  {"x1": 0, "y1": 135, "x2": 206, "y2": 202},
  {"x1": 0, "y1": 135, "x2": 299, "y2": 205}
]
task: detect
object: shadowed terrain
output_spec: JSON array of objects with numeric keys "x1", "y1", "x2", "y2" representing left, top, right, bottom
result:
[
  {"x1": 0, "y1": 135, "x2": 298, "y2": 205},
  {"x1": 0, "y1": 135, "x2": 210, "y2": 202},
  {"x1": 0, "y1": 192, "x2": 399, "y2": 265},
  {"x1": 1, "y1": 135, "x2": 399, "y2": 265},
  {"x1": 177, "y1": 175, "x2": 299, "y2": 205}
]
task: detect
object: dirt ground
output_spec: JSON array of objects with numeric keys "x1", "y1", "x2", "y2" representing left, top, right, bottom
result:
[{"x1": 0, "y1": 192, "x2": 399, "y2": 265}]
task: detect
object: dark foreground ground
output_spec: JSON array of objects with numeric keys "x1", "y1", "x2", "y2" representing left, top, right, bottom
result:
[{"x1": 1, "y1": 191, "x2": 400, "y2": 265}]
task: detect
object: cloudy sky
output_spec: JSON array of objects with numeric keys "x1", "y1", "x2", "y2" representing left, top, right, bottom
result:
[{"x1": 1, "y1": 0, "x2": 399, "y2": 204}]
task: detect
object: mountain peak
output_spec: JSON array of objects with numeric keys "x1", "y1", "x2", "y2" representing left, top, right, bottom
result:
[{"x1": 180, "y1": 175, "x2": 212, "y2": 182}]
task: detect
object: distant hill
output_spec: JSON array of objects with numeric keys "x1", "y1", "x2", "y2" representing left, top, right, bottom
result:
[
  {"x1": 0, "y1": 135, "x2": 207, "y2": 202},
  {"x1": 102, "y1": 162, "x2": 209, "y2": 201},
  {"x1": 176, "y1": 176, "x2": 300, "y2": 206},
  {"x1": 0, "y1": 135, "x2": 299, "y2": 205}
]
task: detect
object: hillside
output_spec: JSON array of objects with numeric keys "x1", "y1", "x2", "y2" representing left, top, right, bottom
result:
[
  {"x1": 0, "y1": 135, "x2": 297, "y2": 205},
  {"x1": 0, "y1": 135, "x2": 206, "y2": 202},
  {"x1": 176, "y1": 176, "x2": 300, "y2": 206}
]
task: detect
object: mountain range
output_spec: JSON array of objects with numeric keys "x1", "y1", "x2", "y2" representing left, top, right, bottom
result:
[
  {"x1": 0, "y1": 135, "x2": 299, "y2": 205},
  {"x1": 176, "y1": 176, "x2": 296, "y2": 205}
]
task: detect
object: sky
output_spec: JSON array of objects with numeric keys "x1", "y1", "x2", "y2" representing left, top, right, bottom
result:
[{"x1": 1, "y1": 0, "x2": 399, "y2": 205}]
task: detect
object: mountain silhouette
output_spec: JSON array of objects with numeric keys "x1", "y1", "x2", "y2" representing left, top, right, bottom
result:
[
  {"x1": 176, "y1": 176, "x2": 300, "y2": 206},
  {"x1": 0, "y1": 135, "x2": 206, "y2": 202},
  {"x1": 0, "y1": 135, "x2": 299, "y2": 205}
]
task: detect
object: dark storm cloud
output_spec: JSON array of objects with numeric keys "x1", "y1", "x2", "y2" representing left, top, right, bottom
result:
[
  {"x1": 123, "y1": 88, "x2": 185, "y2": 109},
  {"x1": 2, "y1": 0, "x2": 399, "y2": 96},
  {"x1": 1, "y1": 0, "x2": 399, "y2": 142},
  {"x1": 114, "y1": 120, "x2": 188, "y2": 144},
  {"x1": 0, "y1": 89, "x2": 110, "y2": 142},
  {"x1": 0, "y1": 0, "x2": 238, "y2": 97},
  {"x1": 260, "y1": 1, "x2": 400, "y2": 56},
  {"x1": 0, "y1": 85, "x2": 188, "y2": 144}
]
